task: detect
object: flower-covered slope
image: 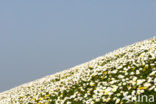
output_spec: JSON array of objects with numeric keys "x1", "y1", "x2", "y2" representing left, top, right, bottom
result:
[{"x1": 0, "y1": 37, "x2": 156, "y2": 104}]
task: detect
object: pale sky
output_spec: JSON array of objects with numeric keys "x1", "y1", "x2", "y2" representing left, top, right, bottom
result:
[{"x1": 0, "y1": 0, "x2": 156, "y2": 92}]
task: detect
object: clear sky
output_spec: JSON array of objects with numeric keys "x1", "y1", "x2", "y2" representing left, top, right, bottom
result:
[{"x1": 0, "y1": 1, "x2": 156, "y2": 92}]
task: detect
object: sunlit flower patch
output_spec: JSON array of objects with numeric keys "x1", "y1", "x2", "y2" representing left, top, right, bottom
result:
[{"x1": 0, "y1": 37, "x2": 156, "y2": 104}]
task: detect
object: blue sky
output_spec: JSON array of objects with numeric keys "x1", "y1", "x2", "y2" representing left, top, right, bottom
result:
[{"x1": 0, "y1": 1, "x2": 156, "y2": 92}]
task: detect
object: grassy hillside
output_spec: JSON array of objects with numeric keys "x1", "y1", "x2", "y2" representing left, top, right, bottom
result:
[{"x1": 0, "y1": 37, "x2": 156, "y2": 104}]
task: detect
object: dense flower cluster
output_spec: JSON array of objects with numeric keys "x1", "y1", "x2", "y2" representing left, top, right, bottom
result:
[{"x1": 0, "y1": 37, "x2": 156, "y2": 104}]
